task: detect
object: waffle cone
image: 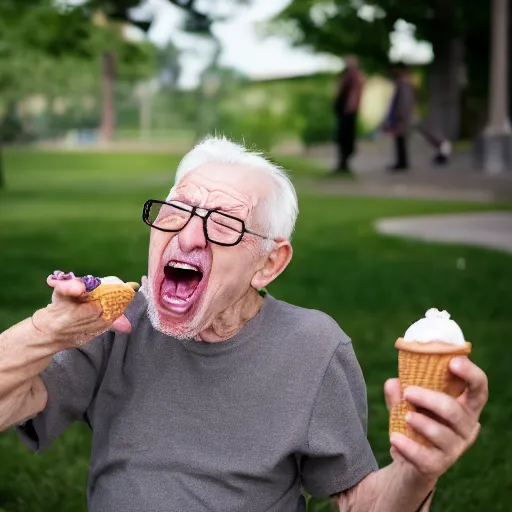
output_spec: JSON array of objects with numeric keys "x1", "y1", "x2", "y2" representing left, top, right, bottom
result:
[
  {"x1": 390, "y1": 338, "x2": 472, "y2": 446},
  {"x1": 88, "y1": 284, "x2": 137, "y2": 322}
]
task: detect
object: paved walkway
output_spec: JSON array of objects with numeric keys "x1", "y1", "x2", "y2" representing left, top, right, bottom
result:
[
  {"x1": 375, "y1": 211, "x2": 512, "y2": 254},
  {"x1": 302, "y1": 136, "x2": 512, "y2": 202}
]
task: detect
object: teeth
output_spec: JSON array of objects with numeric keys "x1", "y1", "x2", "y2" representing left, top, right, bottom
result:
[
  {"x1": 168, "y1": 262, "x2": 199, "y2": 272},
  {"x1": 166, "y1": 296, "x2": 189, "y2": 305}
]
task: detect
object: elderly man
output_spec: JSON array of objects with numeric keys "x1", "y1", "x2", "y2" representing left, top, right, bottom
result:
[{"x1": 0, "y1": 137, "x2": 487, "y2": 512}]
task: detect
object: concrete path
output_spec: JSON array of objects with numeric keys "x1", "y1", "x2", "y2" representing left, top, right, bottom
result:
[
  {"x1": 295, "y1": 175, "x2": 501, "y2": 202},
  {"x1": 302, "y1": 136, "x2": 512, "y2": 202},
  {"x1": 375, "y1": 211, "x2": 512, "y2": 254}
]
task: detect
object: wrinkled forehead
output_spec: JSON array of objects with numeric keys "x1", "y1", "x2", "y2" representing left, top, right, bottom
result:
[{"x1": 168, "y1": 163, "x2": 274, "y2": 217}]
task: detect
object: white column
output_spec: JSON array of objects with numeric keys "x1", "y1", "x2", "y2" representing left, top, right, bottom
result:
[
  {"x1": 486, "y1": 0, "x2": 511, "y2": 135},
  {"x1": 480, "y1": 0, "x2": 512, "y2": 174}
]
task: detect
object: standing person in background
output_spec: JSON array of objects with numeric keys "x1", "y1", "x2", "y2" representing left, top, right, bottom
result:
[
  {"x1": 384, "y1": 62, "x2": 416, "y2": 171},
  {"x1": 333, "y1": 55, "x2": 365, "y2": 173}
]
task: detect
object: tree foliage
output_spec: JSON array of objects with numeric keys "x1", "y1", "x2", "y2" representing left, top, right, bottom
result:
[
  {"x1": 0, "y1": 0, "x2": 250, "y2": 187},
  {"x1": 0, "y1": 2, "x2": 158, "y2": 104},
  {"x1": 272, "y1": 0, "x2": 490, "y2": 69},
  {"x1": 85, "y1": 0, "x2": 249, "y2": 36},
  {"x1": 272, "y1": 0, "x2": 494, "y2": 139}
]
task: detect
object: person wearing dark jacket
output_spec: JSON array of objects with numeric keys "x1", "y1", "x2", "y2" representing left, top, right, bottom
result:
[
  {"x1": 333, "y1": 55, "x2": 365, "y2": 172},
  {"x1": 384, "y1": 62, "x2": 416, "y2": 171}
]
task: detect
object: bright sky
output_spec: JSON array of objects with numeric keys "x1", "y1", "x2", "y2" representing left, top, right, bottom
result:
[{"x1": 128, "y1": 0, "x2": 433, "y2": 89}]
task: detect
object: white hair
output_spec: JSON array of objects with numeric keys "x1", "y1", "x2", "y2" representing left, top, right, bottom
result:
[{"x1": 170, "y1": 135, "x2": 299, "y2": 244}]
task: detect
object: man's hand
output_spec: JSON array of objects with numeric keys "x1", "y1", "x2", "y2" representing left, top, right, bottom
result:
[
  {"x1": 337, "y1": 357, "x2": 487, "y2": 511},
  {"x1": 385, "y1": 356, "x2": 488, "y2": 480},
  {"x1": 32, "y1": 273, "x2": 132, "y2": 348},
  {"x1": 0, "y1": 272, "x2": 133, "y2": 430}
]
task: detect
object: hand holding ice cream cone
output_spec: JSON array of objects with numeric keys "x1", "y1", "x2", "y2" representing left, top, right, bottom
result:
[
  {"x1": 383, "y1": 308, "x2": 487, "y2": 491},
  {"x1": 32, "y1": 271, "x2": 138, "y2": 348},
  {"x1": 390, "y1": 308, "x2": 472, "y2": 446}
]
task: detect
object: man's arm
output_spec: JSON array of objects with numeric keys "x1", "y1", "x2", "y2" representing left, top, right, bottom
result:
[
  {"x1": 337, "y1": 357, "x2": 487, "y2": 511},
  {"x1": 338, "y1": 462, "x2": 435, "y2": 512},
  {"x1": 0, "y1": 317, "x2": 56, "y2": 430},
  {"x1": 0, "y1": 274, "x2": 131, "y2": 432}
]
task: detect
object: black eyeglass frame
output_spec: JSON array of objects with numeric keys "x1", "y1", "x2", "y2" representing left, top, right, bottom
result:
[{"x1": 142, "y1": 199, "x2": 271, "y2": 247}]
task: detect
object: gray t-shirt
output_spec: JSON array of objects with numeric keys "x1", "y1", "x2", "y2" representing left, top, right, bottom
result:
[{"x1": 17, "y1": 292, "x2": 378, "y2": 512}]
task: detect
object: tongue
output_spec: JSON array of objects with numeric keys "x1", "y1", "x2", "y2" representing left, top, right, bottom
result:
[
  {"x1": 163, "y1": 272, "x2": 202, "y2": 300},
  {"x1": 176, "y1": 274, "x2": 201, "y2": 298}
]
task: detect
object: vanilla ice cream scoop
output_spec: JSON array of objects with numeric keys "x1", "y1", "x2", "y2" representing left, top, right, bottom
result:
[
  {"x1": 100, "y1": 276, "x2": 125, "y2": 285},
  {"x1": 403, "y1": 308, "x2": 466, "y2": 346},
  {"x1": 80, "y1": 275, "x2": 131, "y2": 292}
]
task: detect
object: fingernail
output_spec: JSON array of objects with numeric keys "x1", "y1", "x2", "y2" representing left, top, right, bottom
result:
[{"x1": 405, "y1": 412, "x2": 413, "y2": 422}]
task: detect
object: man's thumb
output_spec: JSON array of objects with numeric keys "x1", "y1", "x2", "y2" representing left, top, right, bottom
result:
[
  {"x1": 384, "y1": 378, "x2": 401, "y2": 410},
  {"x1": 48, "y1": 275, "x2": 87, "y2": 302},
  {"x1": 111, "y1": 314, "x2": 132, "y2": 334}
]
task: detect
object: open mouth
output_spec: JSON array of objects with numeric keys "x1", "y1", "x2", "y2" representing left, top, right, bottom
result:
[{"x1": 160, "y1": 261, "x2": 204, "y2": 314}]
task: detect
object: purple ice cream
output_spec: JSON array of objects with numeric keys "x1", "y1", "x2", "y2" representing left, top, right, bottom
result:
[
  {"x1": 49, "y1": 270, "x2": 101, "y2": 292},
  {"x1": 81, "y1": 275, "x2": 102, "y2": 292}
]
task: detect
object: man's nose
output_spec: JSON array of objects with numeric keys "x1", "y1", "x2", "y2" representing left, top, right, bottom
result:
[{"x1": 178, "y1": 215, "x2": 207, "y2": 252}]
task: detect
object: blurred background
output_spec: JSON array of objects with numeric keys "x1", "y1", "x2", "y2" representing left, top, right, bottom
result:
[{"x1": 0, "y1": 1, "x2": 511, "y2": 511}]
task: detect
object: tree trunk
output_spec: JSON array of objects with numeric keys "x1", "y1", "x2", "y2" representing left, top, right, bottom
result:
[
  {"x1": 100, "y1": 51, "x2": 116, "y2": 143},
  {"x1": 425, "y1": 37, "x2": 465, "y2": 141}
]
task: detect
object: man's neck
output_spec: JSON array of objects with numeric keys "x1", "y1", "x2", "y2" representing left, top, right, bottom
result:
[{"x1": 197, "y1": 288, "x2": 264, "y2": 343}]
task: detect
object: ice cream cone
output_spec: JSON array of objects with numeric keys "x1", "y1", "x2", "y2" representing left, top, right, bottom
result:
[
  {"x1": 88, "y1": 283, "x2": 137, "y2": 322},
  {"x1": 390, "y1": 338, "x2": 472, "y2": 446}
]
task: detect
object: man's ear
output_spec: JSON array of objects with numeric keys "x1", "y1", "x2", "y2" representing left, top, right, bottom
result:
[{"x1": 251, "y1": 240, "x2": 293, "y2": 290}]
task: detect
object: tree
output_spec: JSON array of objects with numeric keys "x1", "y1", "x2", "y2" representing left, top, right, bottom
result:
[
  {"x1": 0, "y1": 0, "x2": 95, "y2": 189},
  {"x1": 271, "y1": 0, "x2": 492, "y2": 142},
  {"x1": 0, "y1": 0, "x2": 251, "y2": 188},
  {"x1": 0, "y1": 0, "x2": 157, "y2": 188},
  {"x1": 85, "y1": 0, "x2": 250, "y2": 139}
]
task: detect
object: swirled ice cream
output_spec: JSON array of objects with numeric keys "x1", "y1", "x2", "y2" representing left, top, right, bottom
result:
[{"x1": 402, "y1": 308, "x2": 466, "y2": 346}]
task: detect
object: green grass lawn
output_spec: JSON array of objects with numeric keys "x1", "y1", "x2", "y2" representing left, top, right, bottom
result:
[{"x1": 0, "y1": 149, "x2": 511, "y2": 512}]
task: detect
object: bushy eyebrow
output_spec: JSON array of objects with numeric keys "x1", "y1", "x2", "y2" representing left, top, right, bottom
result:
[
  {"x1": 167, "y1": 197, "x2": 195, "y2": 208},
  {"x1": 168, "y1": 196, "x2": 245, "y2": 215}
]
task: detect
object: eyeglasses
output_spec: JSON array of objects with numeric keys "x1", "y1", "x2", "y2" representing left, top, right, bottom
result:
[{"x1": 142, "y1": 199, "x2": 272, "y2": 247}]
